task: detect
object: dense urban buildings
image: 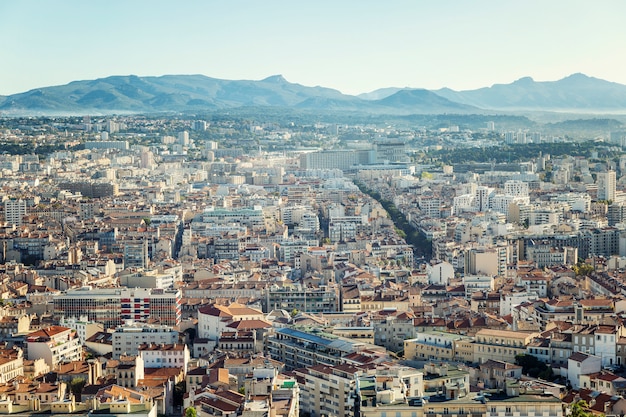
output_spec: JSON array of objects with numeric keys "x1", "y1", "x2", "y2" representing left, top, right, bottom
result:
[{"x1": 0, "y1": 113, "x2": 626, "y2": 417}]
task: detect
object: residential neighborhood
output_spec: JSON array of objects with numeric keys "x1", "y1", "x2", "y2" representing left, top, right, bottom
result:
[{"x1": 0, "y1": 113, "x2": 625, "y2": 417}]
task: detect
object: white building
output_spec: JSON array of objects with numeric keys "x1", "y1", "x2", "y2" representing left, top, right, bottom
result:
[
  {"x1": 598, "y1": 170, "x2": 617, "y2": 201},
  {"x1": 197, "y1": 302, "x2": 265, "y2": 340},
  {"x1": 112, "y1": 322, "x2": 180, "y2": 359},
  {"x1": 504, "y1": 180, "x2": 529, "y2": 198},
  {"x1": 427, "y1": 261, "x2": 454, "y2": 285},
  {"x1": 139, "y1": 343, "x2": 190, "y2": 373},
  {"x1": 595, "y1": 326, "x2": 618, "y2": 367},
  {"x1": 567, "y1": 352, "x2": 602, "y2": 390},
  {"x1": 474, "y1": 186, "x2": 495, "y2": 212},
  {"x1": 4, "y1": 199, "x2": 27, "y2": 226},
  {"x1": 463, "y1": 275, "x2": 495, "y2": 298},
  {"x1": 500, "y1": 290, "x2": 539, "y2": 316},
  {"x1": 26, "y1": 326, "x2": 82, "y2": 369}
]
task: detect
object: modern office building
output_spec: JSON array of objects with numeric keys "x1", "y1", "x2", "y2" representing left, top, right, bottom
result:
[
  {"x1": 299, "y1": 149, "x2": 376, "y2": 170},
  {"x1": 53, "y1": 287, "x2": 182, "y2": 328}
]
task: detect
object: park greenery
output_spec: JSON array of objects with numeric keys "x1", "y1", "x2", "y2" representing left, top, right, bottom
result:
[
  {"x1": 514, "y1": 354, "x2": 553, "y2": 380},
  {"x1": 427, "y1": 142, "x2": 621, "y2": 165}
]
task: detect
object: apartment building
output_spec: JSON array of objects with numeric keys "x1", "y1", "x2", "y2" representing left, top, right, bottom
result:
[
  {"x1": 26, "y1": 326, "x2": 82, "y2": 369},
  {"x1": 138, "y1": 343, "x2": 190, "y2": 372},
  {"x1": 267, "y1": 327, "x2": 385, "y2": 371},
  {"x1": 404, "y1": 331, "x2": 473, "y2": 363},
  {"x1": 197, "y1": 302, "x2": 265, "y2": 340},
  {"x1": 112, "y1": 322, "x2": 179, "y2": 359},
  {"x1": 473, "y1": 329, "x2": 538, "y2": 364}
]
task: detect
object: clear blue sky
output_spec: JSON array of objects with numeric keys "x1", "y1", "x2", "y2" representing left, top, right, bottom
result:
[{"x1": 1, "y1": 0, "x2": 625, "y2": 96}]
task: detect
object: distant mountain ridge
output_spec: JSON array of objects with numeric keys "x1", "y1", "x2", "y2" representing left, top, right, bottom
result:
[
  {"x1": 1, "y1": 73, "x2": 626, "y2": 115},
  {"x1": 363, "y1": 74, "x2": 626, "y2": 112}
]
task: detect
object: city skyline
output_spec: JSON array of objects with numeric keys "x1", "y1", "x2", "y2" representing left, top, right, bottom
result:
[{"x1": 1, "y1": 0, "x2": 626, "y2": 96}]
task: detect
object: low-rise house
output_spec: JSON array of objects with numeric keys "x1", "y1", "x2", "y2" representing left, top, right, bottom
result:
[
  {"x1": 567, "y1": 352, "x2": 602, "y2": 390},
  {"x1": 477, "y1": 359, "x2": 523, "y2": 390}
]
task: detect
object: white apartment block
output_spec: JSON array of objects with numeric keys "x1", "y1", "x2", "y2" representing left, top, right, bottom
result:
[
  {"x1": 112, "y1": 322, "x2": 179, "y2": 359},
  {"x1": 4, "y1": 199, "x2": 27, "y2": 226},
  {"x1": 138, "y1": 343, "x2": 190, "y2": 372},
  {"x1": 26, "y1": 326, "x2": 82, "y2": 369}
]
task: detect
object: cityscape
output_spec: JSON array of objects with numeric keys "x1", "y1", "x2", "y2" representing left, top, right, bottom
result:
[
  {"x1": 0, "y1": 104, "x2": 624, "y2": 417},
  {"x1": 3, "y1": 2, "x2": 626, "y2": 417}
]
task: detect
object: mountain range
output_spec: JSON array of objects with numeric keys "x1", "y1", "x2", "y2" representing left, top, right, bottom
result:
[{"x1": 2, "y1": 73, "x2": 626, "y2": 115}]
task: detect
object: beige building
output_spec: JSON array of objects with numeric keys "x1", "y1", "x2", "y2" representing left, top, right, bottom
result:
[
  {"x1": 116, "y1": 355, "x2": 145, "y2": 388},
  {"x1": 373, "y1": 309, "x2": 416, "y2": 352},
  {"x1": 361, "y1": 391, "x2": 563, "y2": 417},
  {"x1": 331, "y1": 326, "x2": 375, "y2": 344},
  {"x1": 361, "y1": 296, "x2": 410, "y2": 312},
  {"x1": 242, "y1": 367, "x2": 300, "y2": 417},
  {"x1": 23, "y1": 358, "x2": 50, "y2": 379},
  {"x1": 197, "y1": 302, "x2": 265, "y2": 340},
  {"x1": 473, "y1": 329, "x2": 538, "y2": 364},
  {"x1": 0, "y1": 347, "x2": 24, "y2": 383},
  {"x1": 404, "y1": 331, "x2": 473, "y2": 363},
  {"x1": 59, "y1": 315, "x2": 104, "y2": 345}
]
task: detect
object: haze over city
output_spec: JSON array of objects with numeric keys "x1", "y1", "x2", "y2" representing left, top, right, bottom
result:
[{"x1": 1, "y1": 0, "x2": 626, "y2": 96}]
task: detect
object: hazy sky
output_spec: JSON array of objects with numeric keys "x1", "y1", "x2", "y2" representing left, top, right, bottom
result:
[{"x1": 1, "y1": 0, "x2": 625, "y2": 96}]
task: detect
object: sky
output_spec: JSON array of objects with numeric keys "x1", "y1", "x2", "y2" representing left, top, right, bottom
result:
[{"x1": 1, "y1": 0, "x2": 625, "y2": 96}]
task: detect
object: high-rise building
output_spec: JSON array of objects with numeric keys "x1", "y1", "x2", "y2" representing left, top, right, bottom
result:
[
  {"x1": 374, "y1": 139, "x2": 408, "y2": 163},
  {"x1": 598, "y1": 170, "x2": 616, "y2": 201},
  {"x1": 123, "y1": 239, "x2": 149, "y2": 269},
  {"x1": 4, "y1": 199, "x2": 27, "y2": 226},
  {"x1": 474, "y1": 186, "x2": 494, "y2": 212},
  {"x1": 105, "y1": 120, "x2": 119, "y2": 133},
  {"x1": 192, "y1": 120, "x2": 208, "y2": 131},
  {"x1": 177, "y1": 131, "x2": 190, "y2": 146}
]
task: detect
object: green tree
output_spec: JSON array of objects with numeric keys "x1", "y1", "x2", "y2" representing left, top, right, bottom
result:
[
  {"x1": 174, "y1": 381, "x2": 186, "y2": 407},
  {"x1": 571, "y1": 400, "x2": 592, "y2": 417},
  {"x1": 70, "y1": 377, "x2": 86, "y2": 398},
  {"x1": 515, "y1": 354, "x2": 553, "y2": 380},
  {"x1": 185, "y1": 407, "x2": 197, "y2": 417},
  {"x1": 572, "y1": 262, "x2": 594, "y2": 277}
]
